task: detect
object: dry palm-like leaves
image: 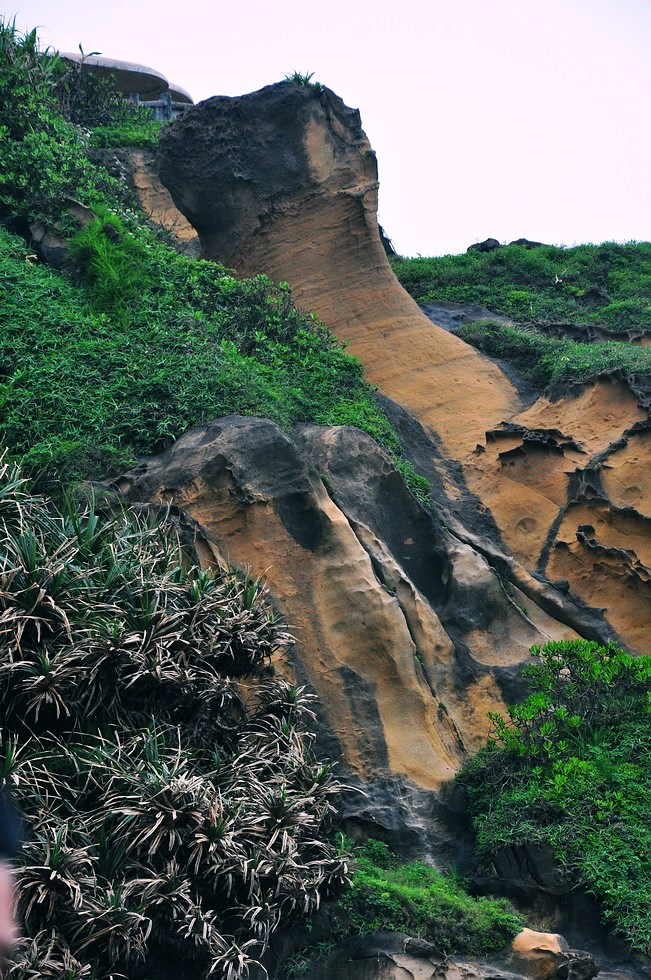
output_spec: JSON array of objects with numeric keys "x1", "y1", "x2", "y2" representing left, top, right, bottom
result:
[{"x1": 0, "y1": 458, "x2": 350, "y2": 978}]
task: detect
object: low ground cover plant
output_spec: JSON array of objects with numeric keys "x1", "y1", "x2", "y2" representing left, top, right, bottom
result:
[
  {"x1": 281, "y1": 837, "x2": 522, "y2": 976},
  {"x1": 459, "y1": 640, "x2": 651, "y2": 954},
  {"x1": 392, "y1": 242, "x2": 651, "y2": 334},
  {"x1": 456, "y1": 320, "x2": 651, "y2": 387},
  {"x1": 0, "y1": 458, "x2": 349, "y2": 978}
]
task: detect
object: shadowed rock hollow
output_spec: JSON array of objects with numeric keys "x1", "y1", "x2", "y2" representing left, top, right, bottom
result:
[{"x1": 158, "y1": 80, "x2": 651, "y2": 655}]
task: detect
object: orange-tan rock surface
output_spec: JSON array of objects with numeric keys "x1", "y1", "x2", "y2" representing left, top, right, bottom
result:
[
  {"x1": 109, "y1": 417, "x2": 586, "y2": 852},
  {"x1": 158, "y1": 82, "x2": 651, "y2": 655},
  {"x1": 159, "y1": 82, "x2": 521, "y2": 458}
]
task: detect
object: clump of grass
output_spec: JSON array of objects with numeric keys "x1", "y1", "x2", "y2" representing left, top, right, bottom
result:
[{"x1": 457, "y1": 319, "x2": 651, "y2": 387}]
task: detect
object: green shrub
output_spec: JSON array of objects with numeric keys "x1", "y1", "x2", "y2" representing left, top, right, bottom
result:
[
  {"x1": 460, "y1": 640, "x2": 651, "y2": 953},
  {"x1": 280, "y1": 838, "x2": 522, "y2": 976},
  {"x1": 0, "y1": 18, "x2": 128, "y2": 224},
  {"x1": 0, "y1": 458, "x2": 350, "y2": 979},
  {"x1": 89, "y1": 120, "x2": 164, "y2": 148}
]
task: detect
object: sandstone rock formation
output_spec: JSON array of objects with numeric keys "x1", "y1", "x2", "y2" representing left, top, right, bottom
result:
[
  {"x1": 158, "y1": 80, "x2": 651, "y2": 656},
  {"x1": 106, "y1": 416, "x2": 616, "y2": 858},
  {"x1": 90, "y1": 147, "x2": 200, "y2": 255}
]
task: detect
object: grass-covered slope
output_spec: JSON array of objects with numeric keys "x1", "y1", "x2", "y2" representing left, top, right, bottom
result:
[
  {"x1": 460, "y1": 641, "x2": 651, "y2": 954},
  {"x1": 0, "y1": 19, "x2": 428, "y2": 500},
  {"x1": 393, "y1": 242, "x2": 651, "y2": 332},
  {"x1": 0, "y1": 222, "x2": 397, "y2": 492}
]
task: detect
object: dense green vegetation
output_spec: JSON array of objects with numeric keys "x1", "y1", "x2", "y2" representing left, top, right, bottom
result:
[
  {"x1": 282, "y1": 838, "x2": 522, "y2": 977},
  {"x1": 0, "y1": 459, "x2": 349, "y2": 978},
  {"x1": 393, "y1": 241, "x2": 651, "y2": 387},
  {"x1": 460, "y1": 640, "x2": 651, "y2": 954},
  {"x1": 88, "y1": 120, "x2": 165, "y2": 148},
  {"x1": 456, "y1": 320, "x2": 651, "y2": 387},
  {"x1": 0, "y1": 19, "x2": 428, "y2": 502},
  {"x1": 393, "y1": 242, "x2": 651, "y2": 333},
  {"x1": 338, "y1": 839, "x2": 521, "y2": 951}
]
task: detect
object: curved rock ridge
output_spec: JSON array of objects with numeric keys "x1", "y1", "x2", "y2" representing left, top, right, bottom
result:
[
  {"x1": 158, "y1": 82, "x2": 521, "y2": 458},
  {"x1": 158, "y1": 83, "x2": 651, "y2": 651},
  {"x1": 106, "y1": 416, "x2": 585, "y2": 851}
]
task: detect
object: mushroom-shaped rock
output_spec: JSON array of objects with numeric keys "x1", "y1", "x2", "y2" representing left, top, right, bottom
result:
[{"x1": 158, "y1": 82, "x2": 520, "y2": 459}]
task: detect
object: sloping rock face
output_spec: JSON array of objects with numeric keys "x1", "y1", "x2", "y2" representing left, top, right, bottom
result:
[
  {"x1": 108, "y1": 416, "x2": 605, "y2": 855},
  {"x1": 158, "y1": 81, "x2": 651, "y2": 654},
  {"x1": 159, "y1": 82, "x2": 520, "y2": 457}
]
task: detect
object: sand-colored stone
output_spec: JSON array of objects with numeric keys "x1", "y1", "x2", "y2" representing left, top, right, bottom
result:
[
  {"x1": 509, "y1": 929, "x2": 566, "y2": 979},
  {"x1": 112, "y1": 418, "x2": 581, "y2": 796},
  {"x1": 157, "y1": 85, "x2": 651, "y2": 659},
  {"x1": 513, "y1": 378, "x2": 646, "y2": 456},
  {"x1": 159, "y1": 83, "x2": 521, "y2": 459},
  {"x1": 549, "y1": 502, "x2": 651, "y2": 650},
  {"x1": 128, "y1": 148, "x2": 199, "y2": 250},
  {"x1": 602, "y1": 430, "x2": 651, "y2": 518}
]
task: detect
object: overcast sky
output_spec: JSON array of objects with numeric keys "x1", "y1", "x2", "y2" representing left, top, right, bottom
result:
[{"x1": 10, "y1": 0, "x2": 651, "y2": 256}]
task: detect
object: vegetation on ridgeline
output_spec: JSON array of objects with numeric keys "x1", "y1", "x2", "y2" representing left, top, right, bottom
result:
[
  {"x1": 459, "y1": 640, "x2": 651, "y2": 955},
  {"x1": 455, "y1": 320, "x2": 651, "y2": 387},
  {"x1": 393, "y1": 241, "x2": 651, "y2": 332},
  {"x1": 393, "y1": 241, "x2": 651, "y2": 386}
]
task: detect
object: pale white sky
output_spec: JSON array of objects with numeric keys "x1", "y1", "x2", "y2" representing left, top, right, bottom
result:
[{"x1": 10, "y1": 0, "x2": 651, "y2": 256}]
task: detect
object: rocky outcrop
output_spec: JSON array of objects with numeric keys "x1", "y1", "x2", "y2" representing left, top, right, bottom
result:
[
  {"x1": 158, "y1": 81, "x2": 651, "y2": 655},
  {"x1": 270, "y1": 930, "x2": 598, "y2": 980},
  {"x1": 159, "y1": 82, "x2": 521, "y2": 459},
  {"x1": 105, "y1": 415, "x2": 604, "y2": 856}
]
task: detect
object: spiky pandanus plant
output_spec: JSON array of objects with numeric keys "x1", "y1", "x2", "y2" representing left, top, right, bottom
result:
[{"x1": 0, "y1": 458, "x2": 349, "y2": 978}]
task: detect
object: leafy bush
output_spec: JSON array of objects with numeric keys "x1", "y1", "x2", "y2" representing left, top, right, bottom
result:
[
  {"x1": 0, "y1": 458, "x2": 350, "y2": 978},
  {"x1": 457, "y1": 320, "x2": 651, "y2": 387},
  {"x1": 56, "y1": 51, "x2": 155, "y2": 129},
  {"x1": 460, "y1": 640, "x2": 651, "y2": 953},
  {"x1": 338, "y1": 839, "x2": 522, "y2": 953},
  {"x1": 0, "y1": 19, "x2": 128, "y2": 225},
  {"x1": 89, "y1": 120, "x2": 165, "y2": 148},
  {"x1": 393, "y1": 242, "x2": 651, "y2": 334}
]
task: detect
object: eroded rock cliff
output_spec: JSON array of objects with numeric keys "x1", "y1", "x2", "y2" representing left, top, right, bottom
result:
[
  {"x1": 158, "y1": 80, "x2": 651, "y2": 657},
  {"x1": 107, "y1": 415, "x2": 605, "y2": 855}
]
